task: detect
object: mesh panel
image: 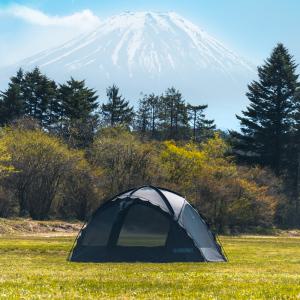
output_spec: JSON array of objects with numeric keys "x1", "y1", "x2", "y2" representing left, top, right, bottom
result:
[
  {"x1": 82, "y1": 205, "x2": 119, "y2": 246},
  {"x1": 117, "y1": 204, "x2": 170, "y2": 247}
]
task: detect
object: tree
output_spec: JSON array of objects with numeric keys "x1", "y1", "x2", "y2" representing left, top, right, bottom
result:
[
  {"x1": 101, "y1": 85, "x2": 134, "y2": 127},
  {"x1": 22, "y1": 67, "x2": 58, "y2": 128},
  {"x1": 135, "y1": 93, "x2": 160, "y2": 137},
  {"x1": 187, "y1": 104, "x2": 216, "y2": 141},
  {"x1": 161, "y1": 134, "x2": 279, "y2": 232},
  {"x1": 135, "y1": 96, "x2": 151, "y2": 135},
  {"x1": 58, "y1": 77, "x2": 99, "y2": 148},
  {"x1": 283, "y1": 87, "x2": 300, "y2": 226},
  {"x1": 90, "y1": 127, "x2": 158, "y2": 197},
  {"x1": 1, "y1": 127, "x2": 88, "y2": 219},
  {"x1": 146, "y1": 94, "x2": 160, "y2": 137},
  {"x1": 0, "y1": 69, "x2": 25, "y2": 125},
  {"x1": 159, "y1": 87, "x2": 189, "y2": 139},
  {"x1": 0, "y1": 68, "x2": 61, "y2": 129},
  {"x1": 232, "y1": 44, "x2": 299, "y2": 176},
  {"x1": 59, "y1": 159, "x2": 101, "y2": 221}
]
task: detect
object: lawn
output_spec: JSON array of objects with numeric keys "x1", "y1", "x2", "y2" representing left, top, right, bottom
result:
[{"x1": 0, "y1": 235, "x2": 300, "y2": 299}]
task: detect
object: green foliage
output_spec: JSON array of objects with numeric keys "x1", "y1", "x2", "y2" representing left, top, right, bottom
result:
[
  {"x1": 135, "y1": 90, "x2": 215, "y2": 141},
  {"x1": 0, "y1": 69, "x2": 25, "y2": 125},
  {"x1": 23, "y1": 67, "x2": 59, "y2": 127},
  {"x1": 0, "y1": 128, "x2": 93, "y2": 220},
  {"x1": 161, "y1": 134, "x2": 280, "y2": 232},
  {"x1": 187, "y1": 104, "x2": 216, "y2": 142},
  {"x1": 232, "y1": 43, "x2": 300, "y2": 227},
  {"x1": 233, "y1": 43, "x2": 299, "y2": 175},
  {"x1": 0, "y1": 235, "x2": 300, "y2": 299},
  {"x1": 90, "y1": 127, "x2": 160, "y2": 197},
  {"x1": 58, "y1": 77, "x2": 99, "y2": 148},
  {"x1": 159, "y1": 87, "x2": 189, "y2": 140},
  {"x1": 101, "y1": 85, "x2": 134, "y2": 127},
  {"x1": 135, "y1": 93, "x2": 160, "y2": 137},
  {"x1": 59, "y1": 159, "x2": 102, "y2": 221}
]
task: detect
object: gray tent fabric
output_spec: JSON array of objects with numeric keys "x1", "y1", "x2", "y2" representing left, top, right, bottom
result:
[
  {"x1": 179, "y1": 203, "x2": 225, "y2": 262},
  {"x1": 69, "y1": 185, "x2": 227, "y2": 262}
]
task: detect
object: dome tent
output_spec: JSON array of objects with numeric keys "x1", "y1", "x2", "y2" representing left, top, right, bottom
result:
[{"x1": 69, "y1": 186, "x2": 227, "y2": 262}]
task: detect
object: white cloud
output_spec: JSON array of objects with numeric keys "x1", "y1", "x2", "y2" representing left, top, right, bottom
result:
[
  {"x1": 4, "y1": 5, "x2": 101, "y2": 32},
  {"x1": 0, "y1": 5, "x2": 101, "y2": 67}
]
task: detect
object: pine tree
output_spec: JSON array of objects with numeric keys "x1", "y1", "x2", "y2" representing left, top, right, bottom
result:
[
  {"x1": 0, "y1": 69, "x2": 25, "y2": 125},
  {"x1": 147, "y1": 94, "x2": 160, "y2": 137},
  {"x1": 135, "y1": 96, "x2": 151, "y2": 134},
  {"x1": 22, "y1": 67, "x2": 58, "y2": 128},
  {"x1": 159, "y1": 87, "x2": 189, "y2": 140},
  {"x1": 135, "y1": 93, "x2": 160, "y2": 137},
  {"x1": 101, "y1": 85, "x2": 134, "y2": 127},
  {"x1": 187, "y1": 104, "x2": 216, "y2": 141},
  {"x1": 232, "y1": 43, "x2": 299, "y2": 176},
  {"x1": 58, "y1": 78, "x2": 99, "y2": 148},
  {"x1": 284, "y1": 87, "x2": 300, "y2": 226}
]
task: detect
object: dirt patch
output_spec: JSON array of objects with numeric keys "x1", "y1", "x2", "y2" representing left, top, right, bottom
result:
[
  {"x1": 0, "y1": 218, "x2": 83, "y2": 236},
  {"x1": 278, "y1": 230, "x2": 300, "y2": 237}
]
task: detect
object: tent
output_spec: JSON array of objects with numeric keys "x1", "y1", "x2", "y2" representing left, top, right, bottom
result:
[{"x1": 69, "y1": 186, "x2": 227, "y2": 262}]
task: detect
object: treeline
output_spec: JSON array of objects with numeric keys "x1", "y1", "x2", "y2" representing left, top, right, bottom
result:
[
  {"x1": 0, "y1": 42, "x2": 299, "y2": 232},
  {"x1": 0, "y1": 68, "x2": 215, "y2": 148},
  {"x1": 0, "y1": 125, "x2": 283, "y2": 233}
]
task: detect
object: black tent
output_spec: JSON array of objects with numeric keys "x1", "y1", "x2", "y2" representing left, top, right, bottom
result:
[{"x1": 69, "y1": 186, "x2": 227, "y2": 262}]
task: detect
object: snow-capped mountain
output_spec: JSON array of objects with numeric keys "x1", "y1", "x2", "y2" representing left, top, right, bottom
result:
[{"x1": 4, "y1": 11, "x2": 255, "y2": 128}]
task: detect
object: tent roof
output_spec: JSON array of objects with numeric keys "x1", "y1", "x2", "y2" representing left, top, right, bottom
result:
[{"x1": 112, "y1": 186, "x2": 186, "y2": 220}]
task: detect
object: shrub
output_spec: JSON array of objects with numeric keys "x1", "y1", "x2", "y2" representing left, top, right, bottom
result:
[
  {"x1": 58, "y1": 160, "x2": 102, "y2": 220},
  {"x1": 0, "y1": 128, "x2": 90, "y2": 220},
  {"x1": 161, "y1": 133, "x2": 280, "y2": 232},
  {"x1": 0, "y1": 187, "x2": 17, "y2": 218},
  {"x1": 90, "y1": 127, "x2": 160, "y2": 197}
]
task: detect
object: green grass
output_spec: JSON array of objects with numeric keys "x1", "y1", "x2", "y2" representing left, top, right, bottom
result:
[{"x1": 0, "y1": 235, "x2": 300, "y2": 299}]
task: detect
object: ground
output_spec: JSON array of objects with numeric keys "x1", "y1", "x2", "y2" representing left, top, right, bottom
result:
[{"x1": 0, "y1": 222, "x2": 300, "y2": 299}]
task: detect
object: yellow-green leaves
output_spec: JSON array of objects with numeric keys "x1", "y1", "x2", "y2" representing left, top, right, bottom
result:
[{"x1": 161, "y1": 134, "x2": 279, "y2": 232}]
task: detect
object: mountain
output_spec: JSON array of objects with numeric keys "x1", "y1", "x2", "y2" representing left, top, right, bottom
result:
[{"x1": 2, "y1": 11, "x2": 255, "y2": 128}]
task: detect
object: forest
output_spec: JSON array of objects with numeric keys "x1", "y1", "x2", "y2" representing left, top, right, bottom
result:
[{"x1": 0, "y1": 43, "x2": 299, "y2": 232}]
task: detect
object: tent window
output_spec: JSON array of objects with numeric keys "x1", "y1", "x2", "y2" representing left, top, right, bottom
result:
[
  {"x1": 82, "y1": 205, "x2": 119, "y2": 246},
  {"x1": 117, "y1": 204, "x2": 170, "y2": 247}
]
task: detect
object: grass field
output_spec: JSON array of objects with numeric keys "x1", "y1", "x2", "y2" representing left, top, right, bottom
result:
[{"x1": 0, "y1": 235, "x2": 300, "y2": 299}]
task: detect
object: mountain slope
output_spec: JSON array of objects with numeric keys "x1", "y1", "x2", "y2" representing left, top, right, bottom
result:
[{"x1": 4, "y1": 11, "x2": 255, "y2": 128}]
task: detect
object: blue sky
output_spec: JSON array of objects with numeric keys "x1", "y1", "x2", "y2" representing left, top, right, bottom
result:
[{"x1": 0, "y1": 0, "x2": 299, "y2": 67}]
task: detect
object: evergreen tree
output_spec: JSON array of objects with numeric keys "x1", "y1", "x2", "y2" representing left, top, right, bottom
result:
[
  {"x1": 284, "y1": 87, "x2": 300, "y2": 226},
  {"x1": 135, "y1": 95, "x2": 151, "y2": 135},
  {"x1": 147, "y1": 94, "x2": 160, "y2": 137},
  {"x1": 0, "y1": 69, "x2": 25, "y2": 125},
  {"x1": 159, "y1": 87, "x2": 189, "y2": 140},
  {"x1": 232, "y1": 43, "x2": 299, "y2": 176},
  {"x1": 58, "y1": 78, "x2": 99, "y2": 148},
  {"x1": 101, "y1": 85, "x2": 134, "y2": 127},
  {"x1": 135, "y1": 93, "x2": 160, "y2": 137},
  {"x1": 187, "y1": 104, "x2": 216, "y2": 141},
  {"x1": 22, "y1": 67, "x2": 58, "y2": 128}
]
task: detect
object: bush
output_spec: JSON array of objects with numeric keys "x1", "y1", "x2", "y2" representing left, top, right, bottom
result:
[
  {"x1": 58, "y1": 160, "x2": 102, "y2": 221},
  {"x1": 90, "y1": 127, "x2": 161, "y2": 197},
  {"x1": 0, "y1": 187, "x2": 17, "y2": 218},
  {"x1": 161, "y1": 134, "x2": 281, "y2": 233},
  {"x1": 0, "y1": 128, "x2": 91, "y2": 220}
]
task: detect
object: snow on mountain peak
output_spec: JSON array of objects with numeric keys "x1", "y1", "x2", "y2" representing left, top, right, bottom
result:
[
  {"x1": 10, "y1": 11, "x2": 255, "y2": 128},
  {"x1": 22, "y1": 11, "x2": 253, "y2": 75}
]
